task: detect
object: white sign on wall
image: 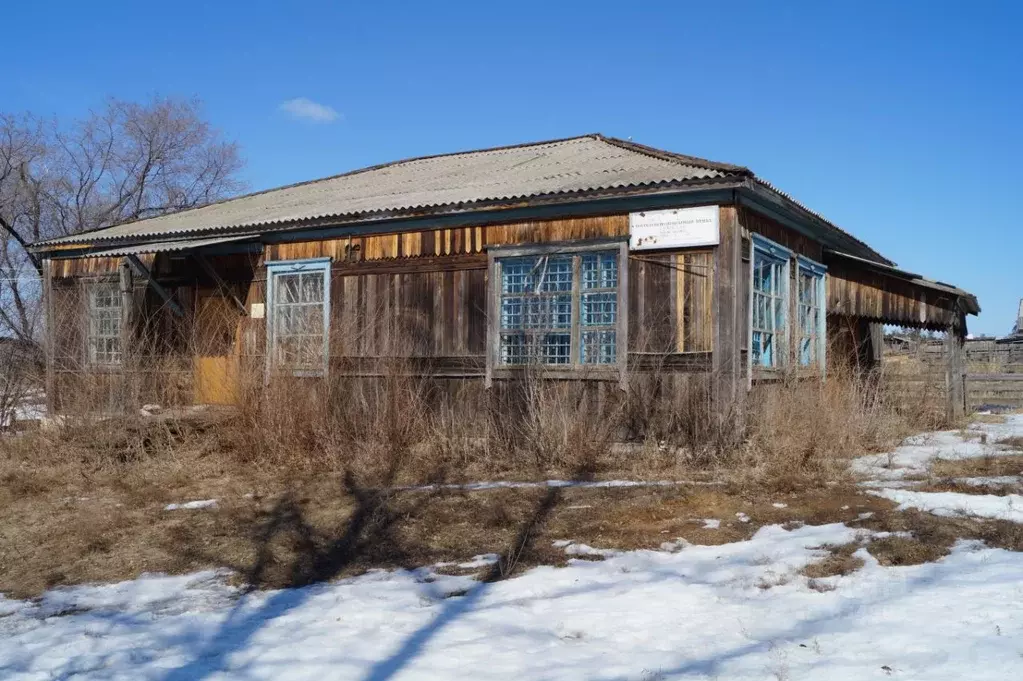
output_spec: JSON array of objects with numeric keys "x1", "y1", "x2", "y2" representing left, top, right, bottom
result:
[{"x1": 629, "y1": 205, "x2": 720, "y2": 250}]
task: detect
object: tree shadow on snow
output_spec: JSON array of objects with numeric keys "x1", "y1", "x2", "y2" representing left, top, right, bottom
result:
[{"x1": 157, "y1": 452, "x2": 576, "y2": 681}]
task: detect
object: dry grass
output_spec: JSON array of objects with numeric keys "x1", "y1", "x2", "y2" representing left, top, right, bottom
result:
[
  {"x1": 800, "y1": 542, "x2": 865, "y2": 578},
  {"x1": 866, "y1": 535, "x2": 950, "y2": 566},
  {"x1": 996, "y1": 436, "x2": 1023, "y2": 450},
  {"x1": 862, "y1": 509, "x2": 1023, "y2": 560},
  {"x1": 930, "y1": 454, "x2": 1023, "y2": 479},
  {"x1": 971, "y1": 413, "x2": 1007, "y2": 424}
]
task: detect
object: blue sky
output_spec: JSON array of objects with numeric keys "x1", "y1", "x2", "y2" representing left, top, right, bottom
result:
[{"x1": 4, "y1": 1, "x2": 1020, "y2": 334}]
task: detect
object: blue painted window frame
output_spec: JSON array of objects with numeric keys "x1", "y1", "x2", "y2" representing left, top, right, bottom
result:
[
  {"x1": 796, "y1": 256, "x2": 827, "y2": 370},
  {"x1": 265, "y1": 258, "x2": 331, "y2": 377},
  {"x1": 749, "y1": 234, "x2": 792, "y2": 370}
]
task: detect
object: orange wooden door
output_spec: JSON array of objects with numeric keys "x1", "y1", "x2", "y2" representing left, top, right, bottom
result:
[{"x1": 193, "y1": 295, "x2": 240, "y2": 405}]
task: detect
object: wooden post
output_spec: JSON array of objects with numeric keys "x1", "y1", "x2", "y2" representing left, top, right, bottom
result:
[
  {"x1": 42, "y1": 259, "x2": 55, "y2": 418},
  {"x1": 946, "y1": 313, "x2": 966, "y2": 422},
  {"x1": 119, "y1": 259, "x2": 134, "y2": 411},
  {"x1": 712, "y1": 205, "x2": 743, "y2": 409},
  {"x1": 869, "y1": 322, "x2": 884, "y2": 369}
]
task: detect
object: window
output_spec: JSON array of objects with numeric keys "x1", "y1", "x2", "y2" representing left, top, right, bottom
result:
[
  {"x1": 797, "y1": 257, "x2": 827, "y2": 368},
  {"x1": 493, "y1": 243, "x2": 624, "y2": 371},
  {"x1": 266, "y1": 259, "x2": 330, "y2": 376},
  {"x1": 87, "y1": 282, "x2": 122, "y2": 365},
  {"x1": 750, "y1": 236, "x2": 790, "y2": 368}
]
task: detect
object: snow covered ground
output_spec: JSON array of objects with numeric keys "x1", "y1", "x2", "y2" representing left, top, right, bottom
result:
[
  {"x1": 854, "y1": 414, "x2": 1023, "y2": 524},
  {"x1": 2, "y1": 522, "x2": 1022, "y2": 681}
]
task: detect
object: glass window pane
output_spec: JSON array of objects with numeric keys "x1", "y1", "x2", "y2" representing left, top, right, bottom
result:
[
  {"x1": 581, "y1": 330, "x2": 616, "y2": 364},
  {"x1": 539, "y1": 256, "x2": 573, "y2": 293},
  {"x1": 302, "y1": 305, "x2": 324, "y2": 335},
  {"x1": 501, "y1": 297, "x2": 523, "y2": 330},
  {"x1": 762, "y1": 333, "x2": 773, "y2": 367},
  {"x1": 581, "y1": 292, "x2": 616, "y2": 326},
  {"x1": 501, "y1": 258, "x2": 536, "y2": 294},
  {"x1": 276, "y1": 274, "x2": 300, "y2": 304},
  {"x1": 541, "y1": 333, "x2": 571, "y2": 364},
  {"x1": 300, "y1": 272, "x2": 324, "y2": 303}
]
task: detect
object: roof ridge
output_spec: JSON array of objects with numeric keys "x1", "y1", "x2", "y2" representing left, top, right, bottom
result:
[{"x1": 596, "y1": 135, "x2": 752, "y2": 174}]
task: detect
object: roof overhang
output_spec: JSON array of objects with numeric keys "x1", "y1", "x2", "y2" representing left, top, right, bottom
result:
[
  {"x1": 47, "y1": 234, "x2": 259, "y2": 259},
  {"x1": 825, "y1": 249, "x2": 980, "y2": 316}
]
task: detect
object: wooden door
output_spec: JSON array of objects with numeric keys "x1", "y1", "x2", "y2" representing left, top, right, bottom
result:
[{"x1": 193, "y1": 295, "x2": 240, "y2": 405}]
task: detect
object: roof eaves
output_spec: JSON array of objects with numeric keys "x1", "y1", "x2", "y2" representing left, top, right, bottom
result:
[{"x1": 748, "y1": 178, "x2": 893, "y2": 265}]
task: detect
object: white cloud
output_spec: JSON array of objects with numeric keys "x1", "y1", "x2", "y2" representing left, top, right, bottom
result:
[{"x1": 279, "y1": 97, "x2": 341, "y2": 123}]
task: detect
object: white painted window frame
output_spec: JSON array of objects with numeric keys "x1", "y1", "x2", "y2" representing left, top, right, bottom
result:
[
  {"x1": 265, "y1": 257, "x2": 332, "y2": 379},
  {"x1": 86, "y1": 281, "x2": 122, "y2": 367}
]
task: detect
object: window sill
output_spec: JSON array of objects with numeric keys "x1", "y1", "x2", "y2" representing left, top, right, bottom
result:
[
  {"x1": 83, "y1": 363, "x2": 124, "y2": 373},
  {"x1": 489, "y1": 365, "x2": 622, "y2": 381}
]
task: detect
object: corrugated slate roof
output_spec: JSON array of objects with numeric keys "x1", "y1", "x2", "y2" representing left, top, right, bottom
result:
[{"x1": 35, "y1": 135, "x2": 749, "y2": 247}]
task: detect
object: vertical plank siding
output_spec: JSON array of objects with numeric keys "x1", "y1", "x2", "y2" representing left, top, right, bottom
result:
[{"x1": 264, "y1": 215, "x2": 630, "y2": 263}]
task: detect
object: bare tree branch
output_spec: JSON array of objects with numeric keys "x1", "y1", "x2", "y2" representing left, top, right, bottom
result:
[{"x1": 0, "y1": 96, "x2": 245, "y2": 342}]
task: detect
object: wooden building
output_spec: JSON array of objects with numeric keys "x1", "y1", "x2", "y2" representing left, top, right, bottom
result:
[{"x1": 29, "y1": 135, "x2": 979, "y2": 419}]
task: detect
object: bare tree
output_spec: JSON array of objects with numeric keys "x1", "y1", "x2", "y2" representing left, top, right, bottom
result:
[{"x1": 0, "y1": 97, "x2": 244, "y2": 342}]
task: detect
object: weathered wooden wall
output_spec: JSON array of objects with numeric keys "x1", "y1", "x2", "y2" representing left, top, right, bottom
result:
[
  {"x1": 261, "y1": 215, "x2": 716, "y2": 379},
  {"x1": 43, "y1": 204, "x2": 972, "y2": 415}
]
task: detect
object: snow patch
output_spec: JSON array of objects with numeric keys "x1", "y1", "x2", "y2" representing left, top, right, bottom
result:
[
  {"x1": 701, "y1": 518, "x2": 721, "y2": 529},
  {"x1": 397, "y1": 478, "x2": 722, "y2": 492},
  {"x1": 870, "y1": 488, "x2": 1023, "y2": 523},
  {"x1": 852, "y1": 414, "x2": 1023, "y2": 482},
  {"x1": 164, "y1": 499, "x2": 218, "y2": 511}
]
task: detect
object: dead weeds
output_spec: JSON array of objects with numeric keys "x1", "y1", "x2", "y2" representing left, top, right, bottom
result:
[{"x1": 931, "y1": 454, "x2": 1023, "y2": 479}]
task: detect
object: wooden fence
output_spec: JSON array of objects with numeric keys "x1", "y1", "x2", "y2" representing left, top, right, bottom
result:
[{"x1": 884, "y1": 337, "x2": 1023, "y2": 412}]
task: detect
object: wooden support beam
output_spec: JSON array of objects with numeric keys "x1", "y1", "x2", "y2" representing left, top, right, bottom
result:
[
  {"x1": 125, "y1": 254, "x2": 183, "y2": 317},
  {"x1": 42, "y1": 259, "x2": 55, "y2": 416},
  {"x1": 119, "y1": 259, "x2": 134, "y2": 357},
  {"x1": 713, "y1": 205, "x2": 744, "y2": 404},
  {"x1": 946, "y1": 313, "x2": 966, "y2": 422},
  {"x1": 194, "y1": 253, "x2": 247, "y2": 316}
]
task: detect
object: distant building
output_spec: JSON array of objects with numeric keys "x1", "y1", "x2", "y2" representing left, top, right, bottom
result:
[{"x1": 997, "y1": 299, "x2": 1023, "y2": 344}]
